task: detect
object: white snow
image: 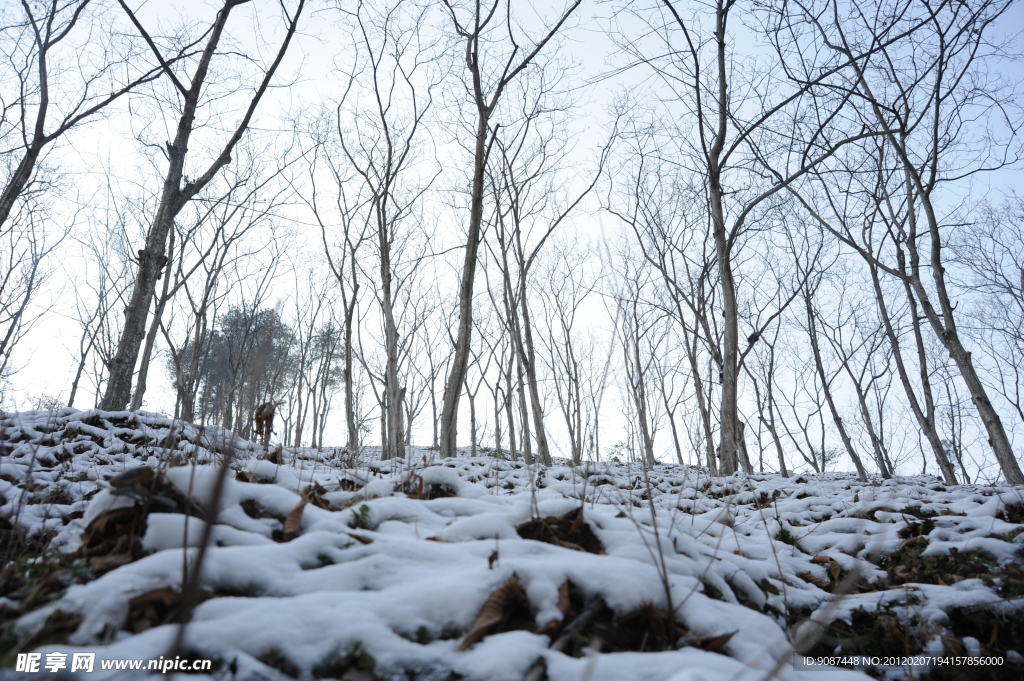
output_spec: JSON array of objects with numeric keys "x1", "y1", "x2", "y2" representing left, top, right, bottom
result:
[{"x1": 1, "y1": 409, "x2": 1022, "y2": 680}]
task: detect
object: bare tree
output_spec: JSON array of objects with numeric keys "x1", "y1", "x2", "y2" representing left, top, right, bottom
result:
[
  {"x1": 954, "y1": 195, "x2": 1024, "y2": 430},
  {"x1": 101, "y1": 0, "x2": 306, "y2": 410},
  {"x1": 420, "y1": 283, "x2": 457, "y2": 449},
  {"x1": 537, "y1": 243, "x2": 600, "y2": 465},
  {"x1": 773, "y1": 0, "x2": 1024, "y2": 483},
  {"x1": 610, "y1": 242, "x2": 665, "y2": 468},
  {"x1": 800, "y1": 264, "x2": 870, "y2": 482},
  {"x1": 744, "y1": 320, "x2": 789, "y2": 476},
  {"x1": 605, "y1": 121, "x2": 725, "y2": 473},
  {"x1": 608, "y1": 0, "x2": 866, "y2": 474},
  {"x1": 0, "y1": 0, "x2": 170, "y2": 231},
  {"x1": 134, "y1": 141, "x2": 293, "y2": 411},
  {"x1": 285, "y1": 267, "x2": 341, "y2": 448},
  {"x1": 398, "y1": 282, "x2": 443, "y2": 447},
  {"x1": 866, "y1": 250, "x2": 958, "y2": 484},
  {"x1": 65, "y1": 182, "x2": 136, "y2": 407},
  {"x1": 484, "y1": 97, "x2": 602, "y2": 465},
  {"x1": 330, "y1": 0, "x2": 440, "y2": 459},
  {"x1": 812, "y1": 271, "x2": 897, "y2": 478},
  {"x1": 0, "y1": 197, "x2": 63, "y2": 384},
  {"x1": 437, "y1": 0, "x2": 582, "y2": 458},
  {"x1": 306, "y1": 108, "x2": 374, "y2": 455}
]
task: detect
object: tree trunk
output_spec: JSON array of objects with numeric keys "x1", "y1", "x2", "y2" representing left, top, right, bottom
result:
[
  {"x1": 737, "y1": 420, "x2": 753, "y2": 474},
  {"x1": 101, "y1": 3, "x2": 234, "y2": 410},
  {"x1": 805, "y1": 294, "x2": 869, "y2": 481},
  {"x1": 467, "y1": 380, "x2": 477, "y2": 458},
  {"x1": 665, "y1": 400, "x2": 685, "y2": 466},
  {"x1": 493, "y1": 385, "x2": 504, "y2": 459},
  {"x1": 102, "y1": 0, "x2": 304, "y2": 410},
  {"x1": 517, "y1": 280, "x2": 551, "y2": 466},
  {"x1": 344, "y1": 307, "x2": 358, "y2": 454},
  {"x1": 504, "y1": 358, "x2": 518, "y2": 461},
  {"x1": 131, "y1": 229, "x2": 174, "y2": 411},
  {"x1": 516, "y1": 347, "x2": 533, "y2": 465},
  {"x1": 849, "y1": 41, "x2": 1024, "y2": 485},
  {"x1": 440, "y1": 113, "x2": 490, "y2": 457}
]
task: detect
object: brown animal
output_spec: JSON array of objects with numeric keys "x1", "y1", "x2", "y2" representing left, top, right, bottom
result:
[{"x1": 254, "y1": 400, "x2": 285, "y2": 446}]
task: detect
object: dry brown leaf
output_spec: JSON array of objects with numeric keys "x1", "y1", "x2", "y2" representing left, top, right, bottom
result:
[
  {"x1": 302, "y1": 482, "x2": 331, "y2": 510},
  {"x1": 797, "y1": 571, "x2": 832, "y2": 590},
  {"x1": 129, "y1": 587, "x2": 179, "y2": 609},
  {"x1": 89, "y1": 553, "x2": 133, "y2": 573},
  {"x1": 569, "y1": 507, "x2": 584, "y2": 535},
  {"x1": 128, "y1": 587, "x2": 182, "y2": 633},
  {"x1": 694, "y1": 631, "x2": 735, "y2": 652},
  {"x1": 552, "y1": 538, "x2": 586, "y2": 552},
  {"x1": 283, "y1": 500, "x2": 307, "y2": 541},
  {"x1": 346, "y1": 532, "x2": 373, "y2": 545},
  {"x1": 341, "y1": 671, "x2": 373, "y2": 681},
  {"x1": 556, "y1": 581, "x2": 571, "y2": 619},
  {"x1": 234, "y1": 470, "x2": 256, "y2": 483},
  {"x1": 539, "y1": 581, "x2": 573, "y2": 636},
  {"x1": 941, "y1": 632, "x2": 966, "y2": 656},
  {"x1": 458, "y1": 575, "x2": 526, "y2": 651}
]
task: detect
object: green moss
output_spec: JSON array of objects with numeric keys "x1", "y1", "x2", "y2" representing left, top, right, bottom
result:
[
  {"x1": 997, "y1": 564, "x2": 1024, "y2": 599},
  {"x1": 311, "y1": 642, "x2": 376, "y2": 679},
  {"x1": 939, "y1": 607, "x2": 1024, "y2": 680},
  {"x1": 701, "y1": 581, "x2": 724, "y2": 600},
  {"x1": 300, "y1": 553, "x2": 335, "y2": 570},
  {"x1": 413, "y1": 625, "x2": 432, "y2": 644},
  {"x1": 881, "y1": 538, "x2": 1000, "y2": 587},
  {"x1": 258, "y1": 648, "x2": 301, "y2": 678},
  {"x1": 806, "y1": 605, "x2": 922, "y2": 660},
  {"x1": 899, "y1": 505, "x2": 937, "y2": 520},
  {"x1": 753, "y1": 490, "x2": 781, "y2": 509},
  {"x1": 775, "y1": 527, "x2": 798, "y2": 547},
  {"x1": 1002, "y1": 526, "x2": 1024, "y2": 542},
  {"x1": 348, "y1": 504, "x2": 374, "y2": 531},
  {"x1": 997, "y1": 503, "x2": 1024, "y2": 524}
]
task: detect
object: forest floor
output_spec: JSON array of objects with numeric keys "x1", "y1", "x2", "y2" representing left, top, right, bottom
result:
[{"x1": 1, "y1": 409, "x2": 1023, "y2": 681}]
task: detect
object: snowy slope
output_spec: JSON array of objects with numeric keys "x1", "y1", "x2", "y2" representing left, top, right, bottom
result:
[{"x1": 1, "y1": 409, "x2": 1022, "y2": 680}]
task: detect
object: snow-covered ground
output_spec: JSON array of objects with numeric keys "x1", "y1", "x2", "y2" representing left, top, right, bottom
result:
[{"x1": 2, "y1": 409, "x2": 1022, "y2": 680}]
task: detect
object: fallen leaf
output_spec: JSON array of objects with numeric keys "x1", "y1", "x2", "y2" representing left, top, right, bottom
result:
[
  {"x1": 283, "y1": 500, "x2": 307, "y2": 541},
  {"x1": 539, "y1": 581, "x2": 573, "y2": 635},
  {"x1": 346, "y1": 532, "x2": 373, "y2": 544},
  {"x1": 694, "y1": 631, "x2": 736, "y2": 652},
  {"x1": 556, "y1": 581, "x2": 571, "y2": 618},
  {"x1": 458, "y1": 575, "x2": 526, "y2": 651},
  {"x1": 797, "y1": 571, "x2": 831, "y2": 590},
  {"x1": 303, "y1": 482, "x2": 331, "y2": 510},
  {"x1": 342, "y1": 671, "x2": 373, "y2": 681},
  {"x1": 90, "y1": 553, "x2": 133, "y2": 573},
  {"x1": 234, "y1": 470, "x2": 256, "y2": 483}
]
